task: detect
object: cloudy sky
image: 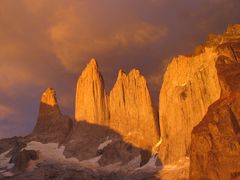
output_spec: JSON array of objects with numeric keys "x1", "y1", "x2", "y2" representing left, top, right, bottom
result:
[{"x1": 0, "y1": 0, "x2": 240, "y2": 138}]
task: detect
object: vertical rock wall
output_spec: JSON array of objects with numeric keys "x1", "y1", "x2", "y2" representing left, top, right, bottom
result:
[
  {"x1": 159, "y1": 24, "x2": 240, "y2": 164},
  {"x1": 109, "y1": 69, "x2": 159, "y2": 149},
  {"x1": 75, "y1": 59, "x2": 109, "y2": 125}
]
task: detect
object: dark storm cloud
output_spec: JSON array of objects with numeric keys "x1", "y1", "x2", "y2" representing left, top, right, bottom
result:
[{"x1": 0, "y1": 0, "x2": 239, "y2": 138}]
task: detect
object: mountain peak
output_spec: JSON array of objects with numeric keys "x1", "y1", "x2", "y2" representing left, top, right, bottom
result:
[
  {"x1": 129, "y1": 68, "x2": 141, "y2": 78},
  {"x1": 33, "y1": 88, "x2": 72, "y2": 143},
  {"x1": 109, "y1": 67, "x2": 159, "y2": 149},
  {"x1": 117, "y1": 69, "x2": 127, "y2": 80},
  {"x1": 87, "y1": 58, "x2": 98, "y2": 69},
  {"x1": 75, "y1": 58, "x2": 109, "y2": 124},
  {"x1": 41, "y1": 88, "x2": 58, "y2": 107},
  {"x1": 225, "y1": 24, "x2": 240, "y2": 35}
]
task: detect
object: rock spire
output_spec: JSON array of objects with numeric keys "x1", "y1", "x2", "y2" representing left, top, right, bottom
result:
[
  {"x1": 75, "y1": 58, "x2": 109, "y2": 125},
  {"x1": 32, "y1": 88, "x2": 72, "y2": 143},
  {"x1": 75, "y1": 60, "x2": 160, "y2": 149},
  {"x1": 109, "y1": 69, "x2": 160, "y2": 149}
]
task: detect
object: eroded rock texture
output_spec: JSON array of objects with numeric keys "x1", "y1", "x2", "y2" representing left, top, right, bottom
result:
[
  {"x1": 190, "y1": 94, "x2": 240, "y2": 180},
  {"x1": 159, "y1": 24, "x2": 240, "y2": 164},
  {"x1": 32, "y1": 88, "x2": 73, "y2": 143},
  {"x1": 190, "y1": 40, "x2": 240, "y2": 179},
  {"x1": 109, "y1": 69, "x2": 159, "y2": 149},
  {"x1": 75, "y1": 59, "x2": 109, "y2": 125}
]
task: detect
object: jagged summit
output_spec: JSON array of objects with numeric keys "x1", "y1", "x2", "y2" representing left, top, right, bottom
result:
[
  {"x1": 110, "y1": 68, "x2": 159, "y2": 149},
  {"x1": 128, "y1": 68, "x2": 141, "y2": 77},
  {"x1": 205, "y1": 24, "x2": 240, "y2": 47},
  {"x1": 117, "y1": 69, "x2": 126, "y2": 80},
  {"x1": 80, "y1": 58, "x2": 101, "y2": 79},
  {"x1": 117, "y1": 68, "x2": 142, "y2": 80},
  {"x1": 225, "y1": 24, "x2": 240, "y2": 35},
  {"x1": 86, "y1": 58, "x2": 98, "y2": 70},
  {"x1": 41, "y1": 88, "x2": 58, "y2": 107}
]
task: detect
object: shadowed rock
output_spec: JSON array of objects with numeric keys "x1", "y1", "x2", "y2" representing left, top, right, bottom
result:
[
  {"x1": 10, "y1": 149, "x2": 38, "y2": 172},
  {"x1": 190, "y1": 93, "x2": 240, "y2": 179},
  {"x1": 190, "y1": 40, "x2": 240, "y2": 179},
  {"x1": 32, "y1": 88, "x2": 73, "y2": 143}
]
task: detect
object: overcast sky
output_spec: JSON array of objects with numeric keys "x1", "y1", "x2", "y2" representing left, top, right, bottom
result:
[{"x1": 0, "y1": 0, "x2": 240, "y2": 138}]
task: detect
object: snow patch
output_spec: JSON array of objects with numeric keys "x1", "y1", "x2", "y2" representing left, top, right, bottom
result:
[
  {"x1": 24, "y1": 141, "x2": 102, "y2": 170},
  {"x1": 97, "y1": 140, "x2": 112, "y2": 150},
  {"x1": 24, "y1": 141, "x2": 80, "y2": 166},
  {"x1": 79, "y1": 156, "x2": 101, "y2": 168},
  {"x1": 0, "y1": 150, "x2": 14, "y2": 169},
  {"x1": 0, "y1": 150, "x2": 15, "y2": 177}
]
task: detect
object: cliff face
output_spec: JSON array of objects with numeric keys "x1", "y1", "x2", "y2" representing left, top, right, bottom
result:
[
  {"x1": 159, "y1": 24, "x2": 240, "y2": 164},
  {"x1": 75, "y1": 59, "x2": 109, "y2": 125},
  {"x1": 159, "y1": 47, "x2": 221, "y2": 164},
  {"x1": 109, "y1": 69, "x2": 159, "y2": 149},
  {"x1": 190, "y1": 41, "x2": 240, "y2": 179},
  {"x1": 33, "y1": 88, "x2": 73, "y2": 143}
]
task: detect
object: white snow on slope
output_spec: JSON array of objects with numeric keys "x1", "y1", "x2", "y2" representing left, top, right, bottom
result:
[
  {"x1": 79, "y1": 156, "x2": 102, "y2": 168},
  {"x1": 1, "y1": 141, "x2": 163, "y2": 177},
  {"x1": 24, "y1": 141, "x2": 103, "y2": 170},
  {"x1": 25, "y1": 141, "x2": 79, "y2": 165},
  {"x1": 98, "y1": 140, "x2": 112, "y2": 150},
  {"x1": 0, "y1": 150, "x2": 15, "y2": 177},
  {"x1": 0, "y1": 150, "x2": 14, "y2": 169}
]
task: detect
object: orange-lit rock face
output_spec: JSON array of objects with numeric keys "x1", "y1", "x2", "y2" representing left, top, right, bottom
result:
[
  {"x1": 159, "y1": 48, "x2": 221, "y2": 164},
  {"x1": 37, "y1": 88, "x2": 61, "y2": 123},
  {"x1": 159, "y1": 24, "x2": 240, "y2": 164},
  {"x1": 75, "y1": 59, "x2": 109, "y2": 125},
  {"x1": 40, "y1": 88, "x2": 58, "y2": 107},
  {"x1": 75, "y1": 60, "x2": 160, "y2": 149},
  {"x1": 109, "y1": 69, "x2": 159, "y2": 149}
]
